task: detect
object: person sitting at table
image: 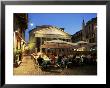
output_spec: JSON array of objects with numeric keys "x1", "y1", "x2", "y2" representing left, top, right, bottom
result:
[{"x1": 37, "y1": 55, "x2": 44, "y2": 66}]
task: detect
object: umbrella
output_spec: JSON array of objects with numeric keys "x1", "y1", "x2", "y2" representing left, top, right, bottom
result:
[{"x1": 42, "y1": 40, "x2": 77, "y2": 49}]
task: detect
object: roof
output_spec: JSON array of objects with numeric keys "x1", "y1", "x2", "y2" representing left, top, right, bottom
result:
[{"x1": 31, "y1": 25, "x2": 71, "y2": 39}]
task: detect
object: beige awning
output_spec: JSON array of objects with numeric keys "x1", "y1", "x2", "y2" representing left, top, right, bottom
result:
[
  {"x1": 42, "y1": 40, "x2": 77, "y2": 48},
  {"x1": 41, "y1": 43, "x2": 73, "y2": 48},
  {"x1": 35, "y1": 34, "x2": 71, "y2": 39}
]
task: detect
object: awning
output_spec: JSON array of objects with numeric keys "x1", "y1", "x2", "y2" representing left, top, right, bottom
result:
[
  {"x1": 41, "y1": 40, "x2": 77, "y2": 48},
  {"x1": 15, "y1": 31, "x2": 27, "y2": 44},
  {"x1": 35, "y1": 34, "x2": 71, "y2": 39}
]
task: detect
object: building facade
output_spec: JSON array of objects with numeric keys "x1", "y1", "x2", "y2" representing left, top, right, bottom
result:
[
  {"x1": 72, "y1": 17, "x2": 97, "y2": 43},
  {"x1": 71, "y1": 30, "x2": 83, "y2": 43},
  {"x1": 29, "y1": 25, "x2": 72, "y2": 53},
  {"x1": 84, "y1": 17, "x2": 97, "y2": 43},
  {"x1": 13, "y1": 13, "x2": 28, "y2": 66}
]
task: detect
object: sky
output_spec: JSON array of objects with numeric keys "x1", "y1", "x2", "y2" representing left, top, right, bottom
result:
[{"x1": 25, "y1": 13, "x2": 97, "y2": 42}]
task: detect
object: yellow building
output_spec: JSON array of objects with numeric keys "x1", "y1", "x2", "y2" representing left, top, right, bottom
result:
[{"x1": 13, "y1": 13, "x2": 28, "y2": 67}]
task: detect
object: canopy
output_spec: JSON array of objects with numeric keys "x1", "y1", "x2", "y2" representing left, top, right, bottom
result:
[
  {"x1": 75, "y1": 41, "x2": 96, "y2": 47},
  {"x1": 41, "y1": 43, "x2": 73, "y2": 48},
  {"x1": 76, "y1": 41, "x2": 88, "y2": 44},
  {"x1": 41, "y1": 40, "x2": 96, "y2": 50},
  {"x1": 41, "y1": 40, "x2": 77, "y2": 48}
]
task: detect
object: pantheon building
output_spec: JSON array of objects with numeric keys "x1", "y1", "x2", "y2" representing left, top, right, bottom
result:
[{"x1": 29, "y1": 25, "x2": 72, "y2": 54}]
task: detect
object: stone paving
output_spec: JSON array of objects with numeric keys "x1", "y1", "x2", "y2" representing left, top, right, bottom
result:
[
  {"x1": 13, "y1": 56, "x2": 50, "y2": 75},
  {"x1": 13, "y1": 56, "x2": 97, "y2": 75}
]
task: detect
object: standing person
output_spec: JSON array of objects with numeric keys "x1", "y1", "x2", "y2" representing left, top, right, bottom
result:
[
  {"x1": 35, "y1": 54, "x2": 39, "y2": 65},
  {"x1": 62, "y1": 55, "x2": 68, "y2": 68},
  {"x1": 76, "y1": 54, "x2": 80, "y2": 64},
  {"x1": 51, "y1": 54, "x2": 56, "y2": 65},
  {"x1": 81, "y1": 54, "x2": 85, "y2": 63},
  {"x1": 72, "y1": 54, "x2": 76, "y2": 65},
  {"x1": 92, "y1": 53, "x2": 97, "y2": 64},
  {"x1": 19, "y1": 52, "x2": 22, "y2": 61},
  {"x1": 87, "y1": 54, "x2": 91, "y2": 64},
  {"x1": 57, "y1": 55, "x2": 62, "y2": 67}
]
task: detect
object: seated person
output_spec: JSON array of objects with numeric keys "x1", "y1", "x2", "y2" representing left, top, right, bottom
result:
[{"x1": 37, "y1": 55, "x2": 44, "y2": 66}]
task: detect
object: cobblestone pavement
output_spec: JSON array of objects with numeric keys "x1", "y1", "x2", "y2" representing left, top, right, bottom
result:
[{"x1": 13, "y1": 56, "x2": 97, "y2": 75}]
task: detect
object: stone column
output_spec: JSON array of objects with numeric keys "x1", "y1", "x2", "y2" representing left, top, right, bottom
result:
[
  {"x1": 40, "y1": 37, "x2": 42, "y2": 52},
  {"x1": 13, "y1": 32, "x2": 16, "y2": 53}
]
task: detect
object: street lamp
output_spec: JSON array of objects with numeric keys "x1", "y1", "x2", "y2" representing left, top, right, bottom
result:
[{"x1": 15, "y1": 30, "x2": 18, "y2": 33}]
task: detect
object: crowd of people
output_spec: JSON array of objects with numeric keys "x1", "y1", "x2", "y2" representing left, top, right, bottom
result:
[{"x1": 31, "y1": 52, "x2": 97, "y2": 70}]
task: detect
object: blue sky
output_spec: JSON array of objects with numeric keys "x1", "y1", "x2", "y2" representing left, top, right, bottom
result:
[{"x1": 25, "y1": 13, "x2": 97, "y2": 42}]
